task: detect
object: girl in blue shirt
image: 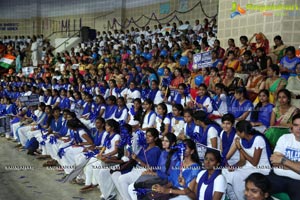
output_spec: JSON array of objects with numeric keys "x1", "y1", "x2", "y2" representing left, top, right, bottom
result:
[
  {"x1": 152, "y1": 139, "x2": 201, "y2": 200},
  {"x1": 114, "y1": 128, "x2": 161, "y2": 200},
  {"x1": 250, "y1": 89, "x2": 274, "y2": 133},
  {"x1": 130, "y1": 132, "x2": 179, "y2": 199},
  {"x1": 229, "y1": 87, "x2": 253, "y2": 121}
]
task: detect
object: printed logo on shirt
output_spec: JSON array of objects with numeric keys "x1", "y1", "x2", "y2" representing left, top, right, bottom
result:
[{"x1": 285, "y1": 147, "x2": 300, "y2": 162}]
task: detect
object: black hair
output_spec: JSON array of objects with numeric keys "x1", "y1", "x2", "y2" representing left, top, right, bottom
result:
[
  {"x1": 164, "y1": 132, "x2": 177, "y2": 173},
  {"x1": 198, "y1": 83, "x2": 210, "y2": 96},
  {"x1": 67, "y1": 118, "x2": 89, "y2": 131},
  {"x1": 157, "y1": 102, "x2": 168, "y2": 133},
  {"x1": 106, "y1": 119, "x2": 120, "y2": 133},
  {"x1": 235, "y1": 87, "x2": 249, "y2": 99},
  {"x1": 292, "y1": 113, "x2": 300, "y2": 123},
  {"x1": 239, "y1": 36, "x2": 248, "y2": 42},
  {"x1": 248, "y1": 64, "x2": 259, "y2": 72},
  {"x1": 132, "y1": 98, "x2": 143, "y2": 122},
  {"x1": 221, "y1": 113, "x2": 235, "y2": 124},
  {"x1": 183, "y1": 108, "x2": 194, "y2": 117},
  {"x1": 38, "y1": 102, "x2": 46, "y2": 112},
  {"x1": 251, "y1": 89, "x2": 269, "y2": 122},
  {"x1": 245, "y1": 173, "x2": 272, "y2": 200},
  {"x1": 193, "y1": 110, "x2": 220, "y2": 127},
  {"x1": 236, "y1": 120, "x2": 259, "y2": 135},
  {"x1": 146, "y1": 128, "x2": 162, "y2": 148},
  {"x1": 270, "y1": 64, "x2": 280, "y2": 75},
  {"x1": 95, "y1": 116, "x2": 105, "y2": 125},
  {"x1": 172, "y1": 104, "x2": 184, "y2": 116},
  {"x1": 184, "y1": 139, "x2": 201, "y2": 164},
  {"x1": 285, "y1": 46, "x2": 296, "y2": 56},
  {"x1": 277, "y1": 89, "x2": 292, "y2": 105},
  {"x1": 107, "y1": 95, "x2": 117, "y2": 104},
  {"x1": 67, "y1": 111, "x2": 77, "y2": 119},
  {"x1": 244, "y1": 50, "x2": 252, "y2": 57},
  {"x1": 274, "y1": 35, "x2": 282, "y2": 41},
  {"x1": 140, "y1": 98, "x2": 155, "y2": 127},
  {"x1": 205, "y1": 148, "x2": 222, "y2": 165}
]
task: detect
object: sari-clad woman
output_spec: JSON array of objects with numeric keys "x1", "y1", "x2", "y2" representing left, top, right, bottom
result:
[
  {"x1": 265, "y1": 64, "x2": 287, "y2": 102},
  {"x1": 250, "y1": 90, "x2": 274, "y2": 133},
  {"x1": 264, "y1": 89, "x2": 299, "y2": 148},
  {"x1": 170, "y1": 68, "x2": 185, "y2": 90},
  {"x1": 223, "y1": 51, "x2": 241, "y2": 73},
  {"x1": 268, "y1": 35, "x2": 286, "y2": 64},
  {"x1": 223, "y1": 68, "x2": 243, "y2": 95},
  {"x1": 248, "y1": 32, "x2": 269, "y2": 54},
  {"x1": 246, "y1": 65, "x2": 266, "y2": 101},
  {"x1": 256, "y1": 47, "x2": 272, "y2": 75},
  {"x1": 286, "y1": 63, "x2": 300, "y2": 108}
]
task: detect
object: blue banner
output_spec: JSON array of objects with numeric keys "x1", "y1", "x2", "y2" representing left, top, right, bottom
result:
[{"x1": 193, "y1": 51, "x2": 212, "y2": 69}]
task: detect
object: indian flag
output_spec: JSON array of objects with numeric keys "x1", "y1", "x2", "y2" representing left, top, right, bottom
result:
[{"x1": 0, "y1": 54, "x2": 16, "y2": 69}]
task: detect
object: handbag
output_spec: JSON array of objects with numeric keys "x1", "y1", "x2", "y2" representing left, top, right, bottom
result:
[{"x1": 134, "y1": 175, "x2": 168, "y2": 189}]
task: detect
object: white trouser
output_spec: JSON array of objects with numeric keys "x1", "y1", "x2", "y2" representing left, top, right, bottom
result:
[
  {"x1": 12, "y1": 122, "x2": 21, "y2": 139},
  {"x1": 97, "y1": 168, "x2": 118, "y2": 199},
  {"x1": 18, "y1": 126, "x2": 32, "y2": 146},
  {"x1": 60, "y1": 146, "x2": 84, "y2": 174},
  {"x1": 83, "y1": 157, "x2": 100, "y2": 186},
  {"x1": 114, "y1": 167, "x2": 146, "y2": 200},
  {"x1": 47, "y1": 139, "x2": 65, "y2": 161}
]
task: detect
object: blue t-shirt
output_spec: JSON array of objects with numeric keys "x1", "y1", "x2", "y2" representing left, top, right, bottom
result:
[
  {"x1": 137, "y1": 145, "x2": 161, "y2": 167},
  {"x1": 229, "y1": 99, "x2": 253, "y2": 118},
  {"x1": 156, "y1": 150, "x2": 180, "y2": 180}
]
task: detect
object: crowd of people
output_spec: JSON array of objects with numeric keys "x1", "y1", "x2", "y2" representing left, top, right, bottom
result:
[{"x1": 0, "y1": 17, "x2": 300, "y2": 200}]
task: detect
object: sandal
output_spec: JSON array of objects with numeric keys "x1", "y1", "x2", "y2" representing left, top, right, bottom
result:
[{"x1": 80, "y1": 185, "x2": 93, "y2": 192}]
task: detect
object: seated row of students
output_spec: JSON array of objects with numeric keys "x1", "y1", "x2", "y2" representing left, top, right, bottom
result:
[{"x1": 3, "y1": 95, "x2": 300, "y2": 199}]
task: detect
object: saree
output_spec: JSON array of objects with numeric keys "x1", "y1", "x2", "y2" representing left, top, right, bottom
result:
[
  {"x1": 264, "y1": 106, "x2": 298, "y2": 148},
  {"x1": 247, "y1": 75, "x2": 265, "y2": 101}
]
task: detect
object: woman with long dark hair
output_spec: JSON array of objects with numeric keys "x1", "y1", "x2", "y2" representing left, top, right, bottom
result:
[
  {"x1": 224, "y1": 120, "x2": 272, "y2": 200},
  {"x1": 250, "y1": 89, "x2": 274, "y2": 133},
  {"x1": 155, "y1": 102, "x2": 171, "y2": 137},
  {"x1": 113, "y1": 128, "x2": 161, "y2": 200},
  {"x1": 129, "y1": 132, "x2": 179, "y2": 199},
  {"x1": 140, "y1": 99, "x2": 156, "y2": 131},
  {"x1": 152, "y1": 139, "x2": 201, "y2": 200},
  {"x1": 81, "y1": 119, "x2": 120, "y2": 192},
  {"x1": 59, "y1": 118, "x2": 93, "y2": 175},
  {"x1": 264, "y1": 89, "x2": 299, "y2": 148},
  {"x1": 171, "y1": 104, "x2": 185, "y2": 137}
]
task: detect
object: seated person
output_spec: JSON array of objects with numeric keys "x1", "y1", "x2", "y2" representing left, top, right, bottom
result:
[{"x1": 268, "y1": 113, "x2": 300, "y2": 200}]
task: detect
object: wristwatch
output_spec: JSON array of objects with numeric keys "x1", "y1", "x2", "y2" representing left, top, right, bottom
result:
[{"x1": 281, "y1": 157, "x2": 287, "y2": 165}]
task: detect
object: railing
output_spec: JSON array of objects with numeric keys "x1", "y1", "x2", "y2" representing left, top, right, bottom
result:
[
  {"x1": 45, "y1": 30, "x2": 81, "y2": 41},
  {"x1": 53, "y1": 30, "x2": 81, "y2": 52}
]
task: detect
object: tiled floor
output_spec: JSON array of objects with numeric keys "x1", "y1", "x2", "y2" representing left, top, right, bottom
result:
[{"x1": 0, "y1": 137, "x2": 100, "y2": 200}]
